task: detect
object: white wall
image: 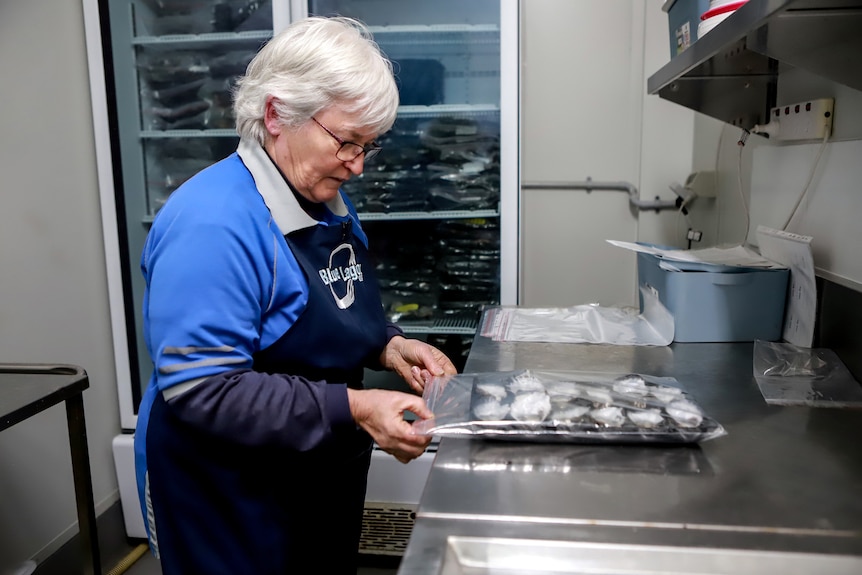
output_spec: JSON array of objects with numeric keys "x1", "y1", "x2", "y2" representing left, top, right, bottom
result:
[
  {"x1": 750, "y1": 139, "x2": 862, "y2": 286},
  {"x1": 520, "y1": 0, "x2": 697, "y2": 308},
  {"x1": 693, "y1": 68, "x2": 862, "y2": 290},
  {"x1": 520, "y1": 0, "x2": 862, "y2": 310},
  {"x1": 0, "y1": 0, "x2": 121, "y2": 569}
]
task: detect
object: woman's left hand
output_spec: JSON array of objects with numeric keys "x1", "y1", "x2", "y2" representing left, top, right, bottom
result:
[{"x1": 382, "y1": 336, "x2": 458, "y2": 394}]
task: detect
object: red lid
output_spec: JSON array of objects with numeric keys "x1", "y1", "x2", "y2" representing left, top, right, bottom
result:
[{"x1": 701, "y1": 0, "x2": 748, "y2": 20}]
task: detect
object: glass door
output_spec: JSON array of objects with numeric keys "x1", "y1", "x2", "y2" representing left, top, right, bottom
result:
[
  {"x1": 103, "y1": 0, "x2": 275, "y2": 420},
  {"x1": 96, "y1": 0, "x2": 517, "y2": 425},
  {"x1": 300, "y1": 0, "x2": 511, "y2": 371}
]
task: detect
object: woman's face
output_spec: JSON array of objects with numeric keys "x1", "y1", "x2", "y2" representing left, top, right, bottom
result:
[{"x1": 264, "y1": 99, "x2": 378, "y2": 204}]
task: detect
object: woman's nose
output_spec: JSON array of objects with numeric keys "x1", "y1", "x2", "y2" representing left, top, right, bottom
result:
[{"x1": 344, "y1": 155, "x2": 365, "y2": 175}]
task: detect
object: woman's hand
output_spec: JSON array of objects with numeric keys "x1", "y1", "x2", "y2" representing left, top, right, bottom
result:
[
  {"x1": 347, "y1": 388, "x2": 433, "y2": 463},
  {"x1": 381, "y1": 336, "x2": 458, "y2": 394}
]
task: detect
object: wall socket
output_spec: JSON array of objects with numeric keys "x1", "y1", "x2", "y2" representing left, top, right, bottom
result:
[{"x1": 772, "y1": 98, "x2": 834, "y2": 142}]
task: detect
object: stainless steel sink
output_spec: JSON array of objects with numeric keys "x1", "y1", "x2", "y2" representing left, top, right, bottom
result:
[{"x1": 439, "y1": 536, "x2": 862, "y2": 574}]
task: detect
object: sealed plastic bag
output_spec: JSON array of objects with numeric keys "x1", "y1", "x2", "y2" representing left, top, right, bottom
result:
[
  {"x1": 412, "y1": 369, "x2": 726, "y2": 444},
  {"x1": 753, "y1": 340, "x2": 862, "y2": 407}
]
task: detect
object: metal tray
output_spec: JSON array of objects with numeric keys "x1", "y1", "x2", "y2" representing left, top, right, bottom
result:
[{"x1": 417, "y1": 370, "x2": 726, "y2": 444}]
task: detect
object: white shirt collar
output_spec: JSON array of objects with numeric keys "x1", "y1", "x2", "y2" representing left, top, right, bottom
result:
[{"x1": 237, "y1": 138, "x2": 348, "y2": 234}]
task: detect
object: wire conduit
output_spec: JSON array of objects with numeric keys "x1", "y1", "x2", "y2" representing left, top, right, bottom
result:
[{"x1": 105, "y1": 543, "x2": 150, "y2": 575}]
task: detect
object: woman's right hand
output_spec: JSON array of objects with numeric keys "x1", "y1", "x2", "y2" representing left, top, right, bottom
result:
[{"x1": 346, "y1": 388, "x2": 433, "y2": 463}]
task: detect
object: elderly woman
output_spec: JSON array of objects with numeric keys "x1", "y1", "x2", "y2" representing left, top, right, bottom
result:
[{"x1": 134, "y1": 16, "x2": 457, "y2": 575}]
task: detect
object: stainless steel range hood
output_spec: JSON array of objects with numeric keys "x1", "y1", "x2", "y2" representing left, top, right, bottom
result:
[{"x1": 647, "y1": 0, "x2": 862, "y2": 129}]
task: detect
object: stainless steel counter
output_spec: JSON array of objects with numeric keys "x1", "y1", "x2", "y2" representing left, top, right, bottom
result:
[{"x1": 398, "y1": 331, "x2": 862, "y2": 574}]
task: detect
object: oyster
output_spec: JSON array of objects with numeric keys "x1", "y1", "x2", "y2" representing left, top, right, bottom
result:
[
  {"x1": 507, "y1": 371, "x2": 546, "y2": 393},
  {"x1": 475, "y1": 382, "x2": 508, "y2": 401},
  {"x1": 666, "y1": 400, "x2": 703, "y2": 427},
  {"x1": 544, "y1": 380, "x2": 581, "y2": 399},
  {"x1": 584, "y1": 386, "x2": 614, "y2": 405},
  {"x1": 628, "y1": 408, "x2": 664, "y2": 428},
  {"x1": 473, "y1": 397, "x2": 510, "y2": 421},
  {"x1": 510, "y1": 392, "x2": 552, "y2": 422},
  {"x1": 613, "y1": 374, "x2": 649, "y2": 397},
  {"x1": 590, "y1": 406, "x2": 625, "y2": 426},
  {"x1": 549, "y1": 403, "x2": 591, "y2": 422},
  {"x1": 651, "y1": 385, "x2": 683, "y2": 404}
]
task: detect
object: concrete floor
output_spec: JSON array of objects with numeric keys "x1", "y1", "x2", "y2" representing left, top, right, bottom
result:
[
  {"x1": 122, "y1": 545, "x2": 399, "y2": 575},
  {"x1": 32, "y1": 502, "x2": 399, "y2": 575}
]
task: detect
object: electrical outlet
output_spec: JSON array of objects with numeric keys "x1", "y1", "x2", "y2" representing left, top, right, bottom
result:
[{"x1": 772, "y1": 98, "x2": 834, "y2": 142}]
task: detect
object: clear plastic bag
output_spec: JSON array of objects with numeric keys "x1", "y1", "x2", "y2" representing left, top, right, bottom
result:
[
  {"x1": 752, "y1": 340, "x2": 862, "y2": 407},
  {"x1": 412, "y1": 369, "x2": 726, "y2": 444},
  {"x1": 753, "y1": 339, "x2": 832, "y2": 378},
  {"x1": 478, "y1": 286, "x2": 674, "y2": 346}
]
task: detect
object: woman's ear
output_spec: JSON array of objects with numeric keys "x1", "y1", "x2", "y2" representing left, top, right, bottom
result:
[{"x1": 263, "y1": 96, "x2": 282, "y2": 136}]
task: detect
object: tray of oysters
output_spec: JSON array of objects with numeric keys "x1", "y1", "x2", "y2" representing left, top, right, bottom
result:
[{"x1": 413, "y1": 369, "x2": 726, "y2": 443}]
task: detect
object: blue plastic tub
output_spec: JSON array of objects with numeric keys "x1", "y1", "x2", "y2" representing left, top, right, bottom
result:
[{"x1": 637, "y1": 251, "x2": 789, "y2": 342}]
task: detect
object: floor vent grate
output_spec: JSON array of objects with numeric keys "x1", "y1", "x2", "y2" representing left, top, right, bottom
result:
[{"x1": 360, "y1": 501, "x2": 417, "y2": 556}]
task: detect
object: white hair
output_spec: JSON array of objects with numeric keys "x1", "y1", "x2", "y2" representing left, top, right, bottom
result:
[{"x1": 233, "y1": 16, "x2": 399, "y2": 144}]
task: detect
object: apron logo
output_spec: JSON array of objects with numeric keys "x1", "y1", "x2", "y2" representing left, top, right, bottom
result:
[{"x1": 318, "y1": 243, "x2": 364, "y2": 309}]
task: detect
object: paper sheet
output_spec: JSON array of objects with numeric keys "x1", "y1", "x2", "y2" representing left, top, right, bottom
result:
[
  {"x1": 606, "y1": 240, "x2": 785, "y2": 270},
  {"x1": 755, "y1": 226, "x2": 816, "y2": 347}
]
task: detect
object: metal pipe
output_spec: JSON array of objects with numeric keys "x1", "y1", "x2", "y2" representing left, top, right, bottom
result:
[{"x1": 521, "y1": 179, "x2": 679, "y2": 212}]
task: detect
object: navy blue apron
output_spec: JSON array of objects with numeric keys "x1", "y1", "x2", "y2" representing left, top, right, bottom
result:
[
  {"x1": 258, "y1": 217, "x2": 387, "y2": 574},
  {"x1": 255, "y1": 218, "x2": 387, "y2": 384}
]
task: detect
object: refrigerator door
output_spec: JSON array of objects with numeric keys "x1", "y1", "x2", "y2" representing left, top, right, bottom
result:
[
  {"x1": 291, "y1": 4, "x2": 519, "y2": 554},
  {"x1": 300, "y1": 0, "x2": 519, "y2": 370},
  {"x1": 101, "y1": 0, "x2": 275, "y2": 426},
  {"x1": 93, "y1": 0, "x2": 518, "y2": 425}
]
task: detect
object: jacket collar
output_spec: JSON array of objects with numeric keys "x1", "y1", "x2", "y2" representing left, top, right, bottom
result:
[{"x1": 237, "y1": 138, "x2": 348, "y2": 234}]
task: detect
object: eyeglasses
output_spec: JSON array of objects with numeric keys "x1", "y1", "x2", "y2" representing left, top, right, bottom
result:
[{"x1": 311, "y1": 117, "x2": 382, "y2": 163}]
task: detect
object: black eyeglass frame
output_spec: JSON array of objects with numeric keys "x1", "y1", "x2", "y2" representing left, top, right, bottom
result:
[{"x1": 311, "y1": 117, "x2": 382, "y2": 162}]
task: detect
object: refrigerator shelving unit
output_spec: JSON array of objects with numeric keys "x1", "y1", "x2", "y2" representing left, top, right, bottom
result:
[{"x1": 304, "y1": 5, "x2": 518, "y2": 371}]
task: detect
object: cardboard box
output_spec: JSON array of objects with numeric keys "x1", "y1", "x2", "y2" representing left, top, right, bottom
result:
[
  {"x1": 662, "y1": 0, "x2": 711, "y2": 57},
  {"x1": 637, "y1": 251, "x2": 789, "y2": 342}
]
